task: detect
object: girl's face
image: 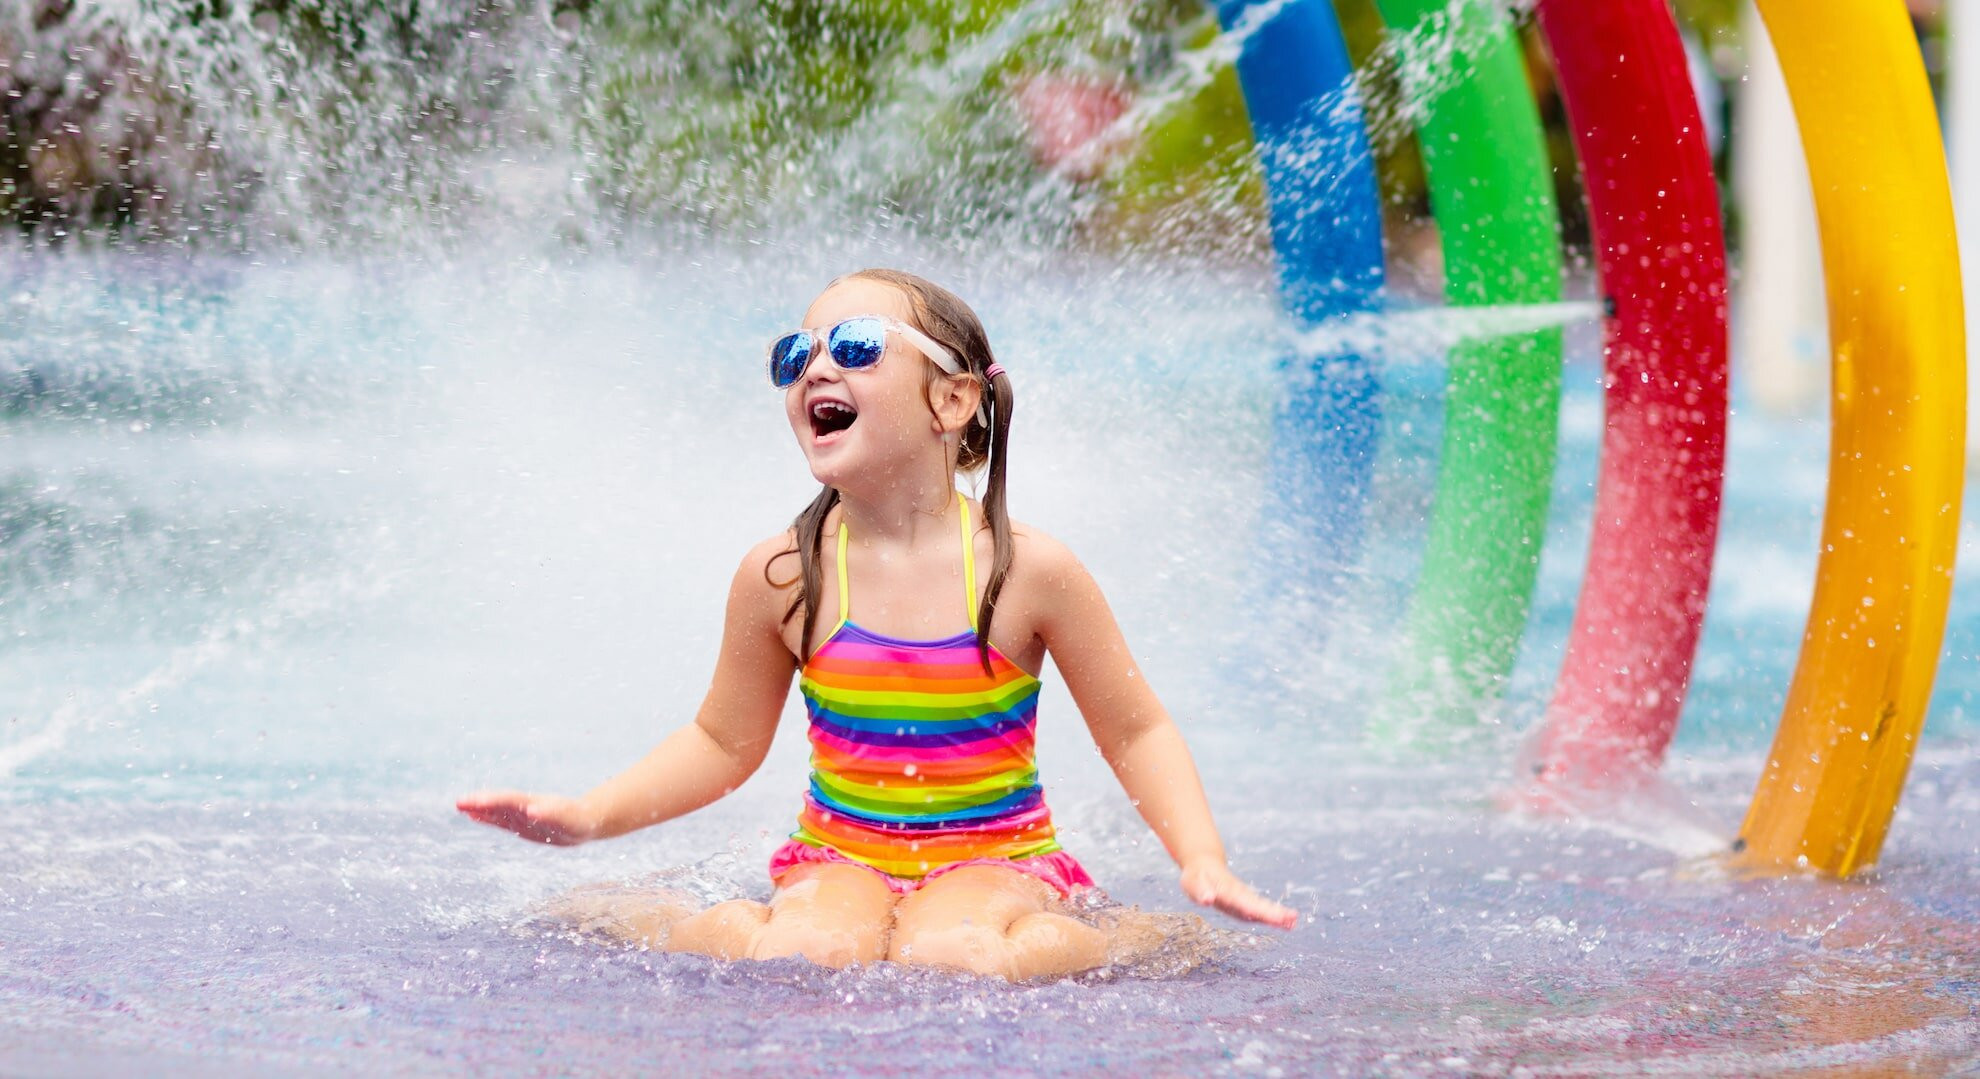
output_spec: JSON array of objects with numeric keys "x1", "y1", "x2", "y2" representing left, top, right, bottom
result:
[{"x1": 783, "y1": 278, "x2": 960, "y2": 491}]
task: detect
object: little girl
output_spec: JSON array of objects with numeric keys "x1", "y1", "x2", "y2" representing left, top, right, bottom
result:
[{"x1": 458, "y1": 268, "x2": 1295, "y2": 980}]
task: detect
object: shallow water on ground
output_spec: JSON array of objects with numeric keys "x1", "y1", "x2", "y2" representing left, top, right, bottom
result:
[{"x1": 2, "y1": 248, "x2": 1976, "y2": 1075}]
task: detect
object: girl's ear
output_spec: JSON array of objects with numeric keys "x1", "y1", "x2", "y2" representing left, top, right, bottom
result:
[{"x1": 928, "y1": 372, "x2": 983, "y2": 435}]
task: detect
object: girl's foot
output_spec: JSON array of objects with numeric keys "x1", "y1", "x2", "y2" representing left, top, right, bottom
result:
[
  {"x1": 532, "y1": 882, "x2": 701, "y2": 948},
  {"x1": 1088, "y1": 906, "x2": 1256, "y2": 978}
]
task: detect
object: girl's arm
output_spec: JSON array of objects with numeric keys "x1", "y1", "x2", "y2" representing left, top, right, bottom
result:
[
  {"x1": 456, "y1": 537, "x2": 798, "y2": 845},
  {"x1": 1035, "y1": 538, "x2": 1297, "y2": 929}
]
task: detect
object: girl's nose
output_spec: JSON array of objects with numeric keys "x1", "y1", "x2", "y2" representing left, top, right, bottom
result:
[{"x1": 801, "y1": 349, "x2": 841, "y2": 384}]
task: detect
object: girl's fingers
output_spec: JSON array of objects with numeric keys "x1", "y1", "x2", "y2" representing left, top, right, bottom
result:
[
  {"x1": 1220, "y1": 890, "x2": 1297, "y2": 930},
  {"x1": 455, "y1": 792, "x2": 582, "y2": 844},
  {"x1": 463, "y1": 804, "x2": 534, "y2": 833},
  {"x1": 457, "y1": 798, "x2": 532, "y2": 828},
  {"x1": 1185, "y1": 866, "x2": 1298, "y2": 929},
  {"x1": 456, "y1": 790, "x2": 530, "y2": 816}
]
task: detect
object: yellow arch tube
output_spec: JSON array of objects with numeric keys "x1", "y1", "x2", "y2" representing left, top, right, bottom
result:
[{"x1": 1735, "y1": 0, "x2": 1966, "y2": 876}]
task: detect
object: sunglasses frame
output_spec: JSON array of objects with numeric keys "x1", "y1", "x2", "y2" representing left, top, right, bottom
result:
[{"x1": 769, "y1": 314, "x2": 988, "y2": 426}]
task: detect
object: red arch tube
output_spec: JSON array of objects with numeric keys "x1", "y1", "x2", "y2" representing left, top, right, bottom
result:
[{"x1": 1525, "y1": 0, "x2": 1730, "y2": 789}]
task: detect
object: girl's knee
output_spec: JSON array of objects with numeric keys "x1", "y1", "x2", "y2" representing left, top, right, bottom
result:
[
  {"x1": 666, "y1": 896, "x2": 890, "y2": 968},
  {"x1": 665, "y1": 899, "x2": 771, "y2": 960},
  {"x1": 891, "y1": 913, "x2": 1108, "y2": 980},
  {"x1": 1006, "y1": 911, "x2": 1102, "y2": 948},
  {"x1": 1007, "y1": 912, "x2": 1107, "y2": 969},
  {"x1": 749, "y1": 914, "x2": 888, "y2": 968},
  {"x1": 888, "y1": 923, "x2": 1019, "y2": 979}
]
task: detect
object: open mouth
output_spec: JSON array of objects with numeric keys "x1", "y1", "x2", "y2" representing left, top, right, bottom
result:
[{"x1": 809, "y1": 399, "x2": 858, "y2": 439}]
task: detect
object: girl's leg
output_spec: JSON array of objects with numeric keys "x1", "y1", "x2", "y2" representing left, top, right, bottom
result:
[
  {"x1": 665, "y1": 862, "x2": 898, "y2": 968},
  {"x1": 535, "y1": 882, "x2": 700, "y2": 946},
  {"x1": 887, "y1": 864, "x2": 1110, "y2": 981}
]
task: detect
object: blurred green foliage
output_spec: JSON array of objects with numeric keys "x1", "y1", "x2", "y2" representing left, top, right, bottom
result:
[
  {"x1": 579, "y1": 0, "x2": 1206, "y2": 233},
  {"x1": 2, "y1": 0, "x2": 1957, "y2": 254}
]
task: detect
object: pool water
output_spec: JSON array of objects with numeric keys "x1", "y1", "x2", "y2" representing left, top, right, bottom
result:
[{"x1": 2, "y1": 246, "x2": 1976, "y2": 1074}]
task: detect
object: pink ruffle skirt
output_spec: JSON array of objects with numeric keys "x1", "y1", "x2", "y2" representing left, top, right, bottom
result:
[{"x1": 769, "y1": 839, "x2": 1095, "y2": 899}]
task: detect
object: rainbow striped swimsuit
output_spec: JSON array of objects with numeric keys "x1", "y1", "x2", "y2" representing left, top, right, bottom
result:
[{"x1": 771, "y1": 496, "x2": 1088, "y2": 893}]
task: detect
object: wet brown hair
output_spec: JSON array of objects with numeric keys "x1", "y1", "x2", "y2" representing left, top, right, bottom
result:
[{"x1": 771, "y1": 268, "x2": 1015, "y2": 673}]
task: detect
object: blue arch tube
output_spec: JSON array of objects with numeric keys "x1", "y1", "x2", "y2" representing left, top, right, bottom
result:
[{"x1": 1217, "y1": 0, "x2": 1387, "y2": 602}]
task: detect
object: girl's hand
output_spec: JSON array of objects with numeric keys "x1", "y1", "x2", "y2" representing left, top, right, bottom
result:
[
  {"x1": 456, "y1": 790, "x2": 598, "y2": 847},
  {"x1": 1180, "y1": 860, "x2": 1298, "y2": 929}
]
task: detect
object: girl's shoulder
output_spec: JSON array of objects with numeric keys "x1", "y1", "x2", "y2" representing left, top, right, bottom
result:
[
  {"x1": 730, "y1": 528, "x2": 804, "y2": 610},
  {"x1": 972, "y1": 508, "x2": 1086, "y2": 589},
  {"x1": 976, "y1": 514, "x2": 1111, "y2": 650},
  {"x1": 748, "y1": 524, "x2": 803, "y2": 570}
]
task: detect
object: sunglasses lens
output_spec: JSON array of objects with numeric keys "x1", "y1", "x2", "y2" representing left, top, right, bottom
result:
[
  {"x1": 827, "y1": 318, "x2": 886, "y2": 371},
  {"x1": 769, "y1": 331, "x2": 814, "y2": 387}
]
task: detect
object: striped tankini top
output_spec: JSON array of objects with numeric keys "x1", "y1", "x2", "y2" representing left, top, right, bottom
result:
[{"x1": 785, "y1": 495, "x2": 1069, "y2": 880}]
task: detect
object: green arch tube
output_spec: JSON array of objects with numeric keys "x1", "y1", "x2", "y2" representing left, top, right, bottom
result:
[{"x1": 1367, "y1": 0, "x2": 1564, "y2": 740}]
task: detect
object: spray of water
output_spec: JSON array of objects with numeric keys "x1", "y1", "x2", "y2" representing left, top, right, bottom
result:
[
  {"x1": 1291, "y1": 300, "x2": 1598, "y2": 364},
  {"x1": 1032, "y1": 0, "x2": 1543, "y2": 259},
  {"x1": 6, "y1": 0, "x2": 587, "y2": 246},
  {"x1": 0, "y1": 545, "x2": 400, "y2": 774},
  {"x1": 6, "y1": 0, "x2": 1547, "y2": 260}
]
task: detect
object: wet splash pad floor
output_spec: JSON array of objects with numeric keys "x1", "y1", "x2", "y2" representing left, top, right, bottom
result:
[
  {"x1": 2, "y1": 252, "x2": 1977, "y2": 1075},
  {"x1": 5, "y1": 752, "x2": 1979, "y2": 1075}
]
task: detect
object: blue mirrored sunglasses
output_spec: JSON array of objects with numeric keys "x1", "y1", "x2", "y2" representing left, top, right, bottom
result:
[
  {"x1": 768, "y1": 315, "x2": 988, "y2": 426},
  {"x1": 765, "y1": 314, "x2": 957, "y2": 384}
]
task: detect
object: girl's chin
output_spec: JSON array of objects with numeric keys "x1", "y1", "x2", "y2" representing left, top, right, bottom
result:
[
  {"x1": 800, "y1": 438, "x2": 856, "y2": 483},
  {"x1": 801, "y1": 441, "x2": 919, "y2": 492}
]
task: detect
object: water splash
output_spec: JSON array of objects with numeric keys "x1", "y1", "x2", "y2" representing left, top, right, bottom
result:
[
  {"x1": 1291, "y1": 300, "x2": 1599, "y2": 364},
  {"x1": 1045, "y1": 0, "x2": 1292, "y2": 183},
  {"x1": 7, "y1": 0, "x2": 588, "y2": 246},
  {"x1": 4, "y1": 0, "x2": 1542, "y2": 252},
  {"x1": 1038, "y1": 0, "x2": 1546, "y2": 252},
  {"x1": 0, "y1": 548, "x2": 399, "y2": 774}
]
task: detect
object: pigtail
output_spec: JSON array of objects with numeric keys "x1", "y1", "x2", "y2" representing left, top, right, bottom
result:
[
  {"x1": 974, "y1": 364, "x2": 1014, "y2": 675},
  {"x1": 775, "y1": 484, "x2": 842, "y2": 665}
]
